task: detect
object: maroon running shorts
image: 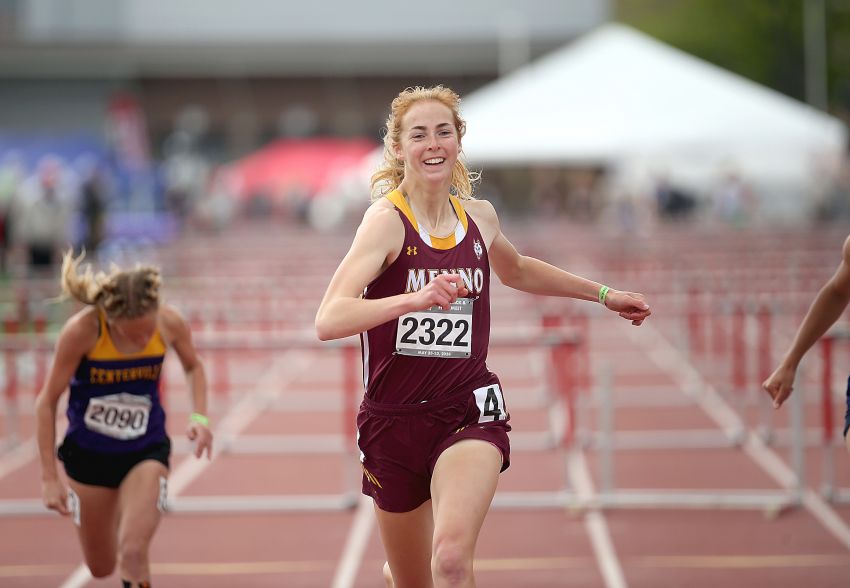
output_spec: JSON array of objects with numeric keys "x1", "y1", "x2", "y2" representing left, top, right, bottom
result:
[{"x1": 356, "y1": 376, "x2": 511, "y2": 513}]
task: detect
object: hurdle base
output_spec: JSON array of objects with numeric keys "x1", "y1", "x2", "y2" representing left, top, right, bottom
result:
[{"x1": 491, "y1": 488, "x2": 797, "y2": 515}]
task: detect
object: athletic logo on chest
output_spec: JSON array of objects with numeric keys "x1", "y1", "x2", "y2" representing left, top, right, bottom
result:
[{"x1": 405, "y1": 267, "x2": 486, "y2": 295}]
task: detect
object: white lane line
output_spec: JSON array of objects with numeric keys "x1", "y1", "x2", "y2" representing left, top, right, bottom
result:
[
  {"x1": 631, "y1": 322, "x2": 850, "y2": 552},
  {"x1": 800, "y1": 488, "x2": 850, "y2": 551},
  {"x1": 0, "y1": 408, "x2": 69, "y2": 481},
  {"x1": 57, "y1": 565, "x2": 91, "y2": 588},
  {"x1": 58, "y1": 350, "x2": 314, "y2": 588},
  {"x1": 0, "y1": 438, "x2": 36, "y2": 480},
  {"x1": 568, "y1": 450, "x2": 628, "y2": 588},
  {"x1": 170, "y1": 351, "x2": 311, "y2": 494},
  {"x1": 331, "y1": 494, "x2": 374, "y2": 588}
]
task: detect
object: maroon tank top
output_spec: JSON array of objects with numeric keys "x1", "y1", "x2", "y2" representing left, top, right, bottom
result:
[{"x1": 361, "y1": 190, "x2": 494, "y2": 404}]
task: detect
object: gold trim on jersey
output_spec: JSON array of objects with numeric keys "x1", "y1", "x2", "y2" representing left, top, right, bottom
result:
[
  {"x1": 89, "y1": 309, "x2": 167, "y2": 361},
  {"x1": 387, "y1": 189, "x2": 468, "y2": 250}
]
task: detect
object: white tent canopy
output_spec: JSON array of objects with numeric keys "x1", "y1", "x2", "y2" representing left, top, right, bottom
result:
[{"x1": 460, "y1": 24, "x2": 846, "y2": 217}]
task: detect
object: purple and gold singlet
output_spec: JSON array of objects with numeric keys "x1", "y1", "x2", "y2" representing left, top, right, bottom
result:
[
  {"x1": 361, "y1": 190, "x2": 496, "y2": 404},
  {"x1": 65, "y1": 310, "x2": 168, "y2": 453}
]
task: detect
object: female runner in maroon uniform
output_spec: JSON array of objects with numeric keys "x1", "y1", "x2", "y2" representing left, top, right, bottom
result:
[{"x1": 316, "y1": 85, "x2": 651, "y2": 588}]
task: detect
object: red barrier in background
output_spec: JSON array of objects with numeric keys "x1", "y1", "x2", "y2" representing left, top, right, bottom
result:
[
  {"x1": 542, "y1": 312, "x2": 577, "y2": 447},
  {"x1": 688, "y1": 287, "x2": 705, "y2": 359},
  {"x1": 731, "y1": 304, "x2": 747, "y2": 392},
  {"x1": 32, "y1": 315, "x2": 47, "y2": 395},
  {"x1": 573, "y1": 310, "x2": 590, "y2": 394},
  {"x1": 712, "y1": 292, "x2": 727, "y2": 359},
  {"x1": 3, "y1": 317, "x2": 19, "y2": 403},
  {"x1": 213, "y1": 312, "x2": 229, "y2": 397},
  {"x1": 15, "y1": 288, "x2": 28, "y2": 329},
  {"x1": 554, "y1": 340, "x2": 576, "y2": 448}
]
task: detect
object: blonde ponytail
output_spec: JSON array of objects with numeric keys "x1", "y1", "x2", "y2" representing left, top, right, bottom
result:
[
  {"x1": 60, "y1": 249, "x2": 106, "y2": 306},
  {"x1": 59, "y1": 249, "x2": 162, "y2": 319}
]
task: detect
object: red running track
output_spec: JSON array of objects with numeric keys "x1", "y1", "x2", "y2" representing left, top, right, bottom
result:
[{"x1": 1, "y1": 220, "x2": 850, "y2": 587}]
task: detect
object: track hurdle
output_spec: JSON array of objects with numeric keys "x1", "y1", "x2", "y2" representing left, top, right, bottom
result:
[
  {"x1": 816, "y1": 330, "x2": 850, "y2": 503},
  {"x1": 2, "y1": 316, "x2": 20, "y2": 449},
  {"x1": 0, "y1": 326, "x2": 584, "y2": 516},
  {"x1": 589, "y1": 358, "x2": 804, "y2": 513},
  {"x1": 683, "y1": 297, "x2": 784, "y2": 447}
]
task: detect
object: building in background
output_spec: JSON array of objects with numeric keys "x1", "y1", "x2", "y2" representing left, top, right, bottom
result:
[
  {"x1": 0, "y1": 0, "x2": 611, "y2": 161},
  {"x1": 2, "y1": 1, "x2": 846, "y2": 229}
]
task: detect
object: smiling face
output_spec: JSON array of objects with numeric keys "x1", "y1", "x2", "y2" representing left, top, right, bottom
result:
[{"x1": 394, "y1": 100, "x2": 460, "y2": 188}]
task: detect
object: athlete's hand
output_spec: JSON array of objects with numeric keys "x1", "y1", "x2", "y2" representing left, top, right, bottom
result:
[
  {"x1": 412, "y1": 274, "x2": 469, "y2": 311},
  {"x1": 603, "y1": 290, "x2": 651, "y2": 325},
  {"x1": 42, "y1": 478, "x2": 70, "y2": 516},
  {"x1": 187, "y1": 422, "x2": 213, "y2": 459},
  {"x1": 762, "y1": 363, "x2": 796, "y2": 409}
]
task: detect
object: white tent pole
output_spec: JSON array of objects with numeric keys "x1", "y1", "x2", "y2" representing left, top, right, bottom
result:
[
  {"x1": 804, "y1": 0, "x2": 829, "y2": 111},
  {"x1": 498, "y1": 9, "x2": 531, "y2": 77}
]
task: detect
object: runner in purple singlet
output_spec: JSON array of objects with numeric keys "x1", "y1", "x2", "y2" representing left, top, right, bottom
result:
[{"x1": 35, "y1": 250, "x2": 213, "y2": 588}]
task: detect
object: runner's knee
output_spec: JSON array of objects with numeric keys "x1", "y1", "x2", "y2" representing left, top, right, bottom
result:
[
  {"x1": 431, "y1": 535, "x2": 472, "y2": 585},
  {"x1": 87, "y1": 557, "x2": 116, "y2": 578},
  {"x1": 118, "y1": 537, "x2": 148, "y2": 574}
]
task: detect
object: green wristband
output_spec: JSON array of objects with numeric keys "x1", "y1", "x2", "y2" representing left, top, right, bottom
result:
[
  {"x1": 190, "y1": 412, "x2": 209, "y2": 427},
  {"x1": 598, "y1": 285, "x2": 610, "y2": 306}
]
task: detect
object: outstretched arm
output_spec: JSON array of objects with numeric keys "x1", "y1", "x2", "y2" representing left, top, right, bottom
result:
[
  {"x1": 471, "y1": 199, "x2": 650, "y2": 325},
  {"x1": 763, "y1": 235, "x2": 850, "y2": 408}
]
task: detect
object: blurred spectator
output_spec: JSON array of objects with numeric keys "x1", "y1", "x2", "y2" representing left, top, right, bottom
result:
[
  {"x1": 711, "y1": 170, "x2": 756, "y2": 226},
  {"x1": 530, "y1": 167, "x2": 565, "y2": 216},
  {"x1": 193, "y1": 168, "x2": 236, "y2": 233},
  {"x1": 162, "y1": 130, "x2": 210, "y2": 223},
  {"x1": 76, "y1": 157, "x2": 109, "y2": 257},
  {"x1": 0, "y1": 152, "x2": 24, "y2": 273},
  {"x1": 654, "y1": 175, "x2": 697, "y2": 220},
  {"x1": 14, "y1": 157, "x2": 72, "y2": 276},
  {"x1": 565, "y1": 168, "x2": 603, "y2": 221},
  {"x1": 614, "y1": 190, "x2": 645, "y2": 236},
  {"x1": 812, "y1": 156, "x2": 850, "y2": 223}
]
